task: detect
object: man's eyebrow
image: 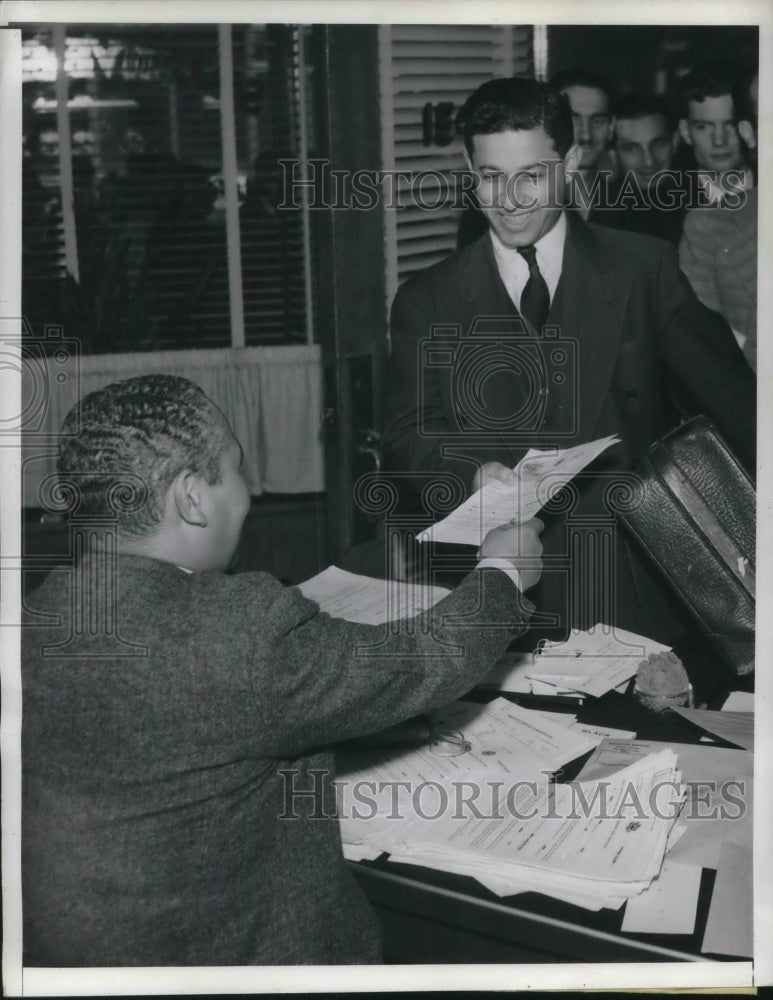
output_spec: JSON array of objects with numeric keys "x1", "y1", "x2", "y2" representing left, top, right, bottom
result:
[{"x1": 477, "y1": 161, "x2": 552, "y2": 171}]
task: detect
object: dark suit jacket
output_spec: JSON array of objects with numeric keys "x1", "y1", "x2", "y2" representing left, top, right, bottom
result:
[
  {"x1": 382, "y1": 213, "x2": 755, "y2": 649},
  {"x1": 22, "y1": 553, "x2": 532, "y2": 967}
]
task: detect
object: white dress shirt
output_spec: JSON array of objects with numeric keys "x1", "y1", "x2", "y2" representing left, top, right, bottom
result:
[
  {"x1": 476, "y1": 557, "x2": 523, "y2": 593},
  {"x1": 490, "y1": 211, "x2": 567, "y2": 312}
]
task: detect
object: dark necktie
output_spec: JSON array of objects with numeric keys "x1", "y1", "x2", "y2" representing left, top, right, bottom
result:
[{"x1": 516, "y1": 244, "x2": 551, "y2": 332}]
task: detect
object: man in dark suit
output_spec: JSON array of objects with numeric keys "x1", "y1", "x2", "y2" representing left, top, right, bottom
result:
[{"x1": 382, "y1": 76, "x2": 755, "y2": 667}]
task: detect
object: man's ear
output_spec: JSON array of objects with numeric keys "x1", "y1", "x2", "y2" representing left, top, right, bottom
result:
[
  {"x1": 564, "y1": 143, "x2": 582, "y2": 177},
  {"x1": 738, "y1": 120, "x2": 756, "y2": 149},
  {"x1": 678, "y1": 119, "x2": 692, "y2": 146},
  {"x1": 670, "y1": 130, "x2": 680, "y2": 154},
  {"x1": 171, "y1": 470, "x2": 207, "y2": 527}
]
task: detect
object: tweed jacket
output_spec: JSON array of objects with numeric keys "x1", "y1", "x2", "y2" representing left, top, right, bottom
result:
[
  {"x1": 382, "y1": 212, "x2": 755, "y2": 648},
  {"x1": 679, "y1": 188, "x2": 757, "y2": 372},
  {"x1": 22, "y1": 553, "x2": 531, "y2": 967}
]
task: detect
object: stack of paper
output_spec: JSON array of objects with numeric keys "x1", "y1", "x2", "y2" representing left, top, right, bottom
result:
[
  {"x1": 418, "y1": 435, "x2": 620, "y2": 546},
  {"x1": 484, "y1": 624, "x2": 669, "y2": 699},
  {"x1": 576, "y1": 738, "x2": 753, "y2": 871},
  {"x1": 382, "y1": 750, "x2": 683, "y2": 910},
  {"x1": 337, "y1": 698, "x2": 599, "y2": 857},
  {"x1": 576, "y1": 737, "x2": 753, "y2": 946},
  {"x1": 298, "y1": 565, "x2": 450, "y2": 625},
  {"x1": 336, "y1": 699, "x2": 674, "y2": 909}
]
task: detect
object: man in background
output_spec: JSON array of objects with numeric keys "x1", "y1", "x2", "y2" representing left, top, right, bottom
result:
[
  {"x1": 678, "y1": 63, "x2": 757, "y2": 371},
  {"x1": 595, "y1": 94, "x2": 685, "y2": 244},
  {"x1": 551, "y1": 69, "x2": 616, "y2": 219}
]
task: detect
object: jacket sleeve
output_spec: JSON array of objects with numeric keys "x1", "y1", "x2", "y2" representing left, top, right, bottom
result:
[
  {"x1": 248, "y1": 568, "x2": 534, "y2": 758},
  {"x1": 381, "y1": 279, "x2": 475, "y2": 493},
  {"x1": 654, "y1": 237, "x2": 756, "y2": 472}
]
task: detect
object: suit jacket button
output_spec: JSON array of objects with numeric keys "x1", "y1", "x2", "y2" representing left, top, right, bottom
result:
[
  {"x1": 625, "y1": 389, "x2": 639, "y2": 401},
  {"x1": 543, "y1": 417, "x2": 552, "y2": 428}
]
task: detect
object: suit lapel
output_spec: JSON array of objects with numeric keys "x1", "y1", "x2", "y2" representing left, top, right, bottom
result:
[{"x1": 553, "y1": 214, "x2": 632, "y2": 443}]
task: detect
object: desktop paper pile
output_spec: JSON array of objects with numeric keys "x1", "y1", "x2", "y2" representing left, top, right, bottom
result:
[
  {"x1": 337, "y1": 698, "x2": 683, "y2": 911},
  {"x1": 485, "y1": 624, "x2": 671, "y2": 699}
]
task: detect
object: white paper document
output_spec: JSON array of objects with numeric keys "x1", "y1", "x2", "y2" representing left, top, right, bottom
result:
[
  {"x1": 298, "y1": 565, "x2": 450, "y2": 625},
  {"x1": 482, "y1": 624, "x2": 666, "y2": 699},
  {"x1": 621, "y1": 860, "x2": 702, "y2": 935},
  {"x1": 701, "y1": 839, "x2": 753, "y2": 957},
  {"x1": 721, "y1": 690, "x2": 754, "y2": 712},
  {"x1": 418, "y1": 435, "x2": 620, "y2": 545},
  {"x1": 528, "y1": 624, "x2": 671, "y2": 698}
]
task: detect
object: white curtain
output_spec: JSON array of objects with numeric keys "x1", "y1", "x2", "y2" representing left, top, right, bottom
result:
[{"x1": 22, "y1": 345, "x2": 324, "y2": 506}]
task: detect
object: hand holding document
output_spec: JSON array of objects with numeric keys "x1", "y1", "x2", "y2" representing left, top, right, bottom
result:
[
  {"x1": 418, "y1": 435, "x2": 620, "y2": 546},
  {"x1": 298, "y1": 566, "x2": 450, "y2": 625}
]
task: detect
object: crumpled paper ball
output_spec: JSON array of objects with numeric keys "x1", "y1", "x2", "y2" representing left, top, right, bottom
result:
[{"x1": 634, "y1": 651, "x2": 693, "y2": 711}]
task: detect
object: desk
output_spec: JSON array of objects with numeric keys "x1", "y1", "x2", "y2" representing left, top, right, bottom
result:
[{"x1": 347, "y1": 686, "x2": 751, "y2": 964}]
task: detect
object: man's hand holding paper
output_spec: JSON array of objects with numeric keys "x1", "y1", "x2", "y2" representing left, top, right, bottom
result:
[
  {"x1": 478, "y1": 517, "x2": 544, "y2": 591},
  {"x1": 420, "y1": 435, "x2": 621, "y2": 546}
]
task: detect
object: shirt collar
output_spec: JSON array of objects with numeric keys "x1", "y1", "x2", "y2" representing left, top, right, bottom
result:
[
  {"x1": 490, "y1": 211, "x2": 566, "y2": 258},
  {"x1": 489, "y1": 211, "x2": 567, "y2": 284}
]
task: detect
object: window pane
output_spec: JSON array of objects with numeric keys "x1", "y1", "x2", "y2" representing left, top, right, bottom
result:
[
  {"x1": 234, "y1": 24, "x2": 311, "y2": 345},
  {"x1": 20, "y1": 24, "x2": 316, "y2": 353}
]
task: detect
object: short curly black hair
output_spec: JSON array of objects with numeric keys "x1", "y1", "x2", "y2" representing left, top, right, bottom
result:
[
  {"x1": 457, "y1": 77, "x2": 575, "y2": 159},
  {"x1": 57, "y1": 375, "x2": 232, "y2": 536},
  {"x1": 676, "y1": 60, "x2": 745, "y2": 120}
]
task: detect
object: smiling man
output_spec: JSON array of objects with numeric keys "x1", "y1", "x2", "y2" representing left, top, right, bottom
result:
[
  {"x1": 593, "y1": 94, "x2": 685, "y2": 244},
  {"x1": 382, "y1": 76, "x2": 755, "y2": 665},
  {"x1": 550, "y1": 69, "x2": 616, "y2": 218}
]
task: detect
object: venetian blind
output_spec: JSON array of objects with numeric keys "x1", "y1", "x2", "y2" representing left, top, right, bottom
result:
[{"x1": 379, "y1": 24, "x2": 534, "y2": 313}]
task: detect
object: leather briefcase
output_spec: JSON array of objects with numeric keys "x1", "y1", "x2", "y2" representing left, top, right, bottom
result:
[{"x1": 618, "y1": 416, "x2": 755, "y2": 676}]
